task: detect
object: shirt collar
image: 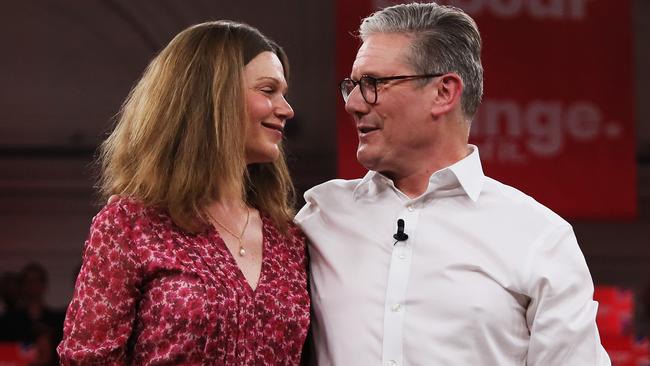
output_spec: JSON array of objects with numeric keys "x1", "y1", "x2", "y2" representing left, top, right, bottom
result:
[
  {"x1": 446, "y1": 144, "x2": 484, "y2": 202},
  {"x1": 352, "y1": 144, "x2": 485, "y2": 202}
]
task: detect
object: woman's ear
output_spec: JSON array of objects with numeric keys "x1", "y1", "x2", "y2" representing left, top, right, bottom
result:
[{"x1": 431, "y1": 73, "x2": 463, "y2": 117}]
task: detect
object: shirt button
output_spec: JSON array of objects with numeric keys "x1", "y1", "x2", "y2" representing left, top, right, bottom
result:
[
  {"x1": 407, "y1": 205, "x2": 414, "y2": 211},
  {"x1": 388, "y1": 360, "x2": 397, "y2": 366},
  {"x1": 391, "y1": 303, "x2": 401, "y2": 312}
]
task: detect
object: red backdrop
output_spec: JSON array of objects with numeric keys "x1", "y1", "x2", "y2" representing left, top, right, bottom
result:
[{"x1": 336, "y1": 0, "x2": 637, "y2": 219}]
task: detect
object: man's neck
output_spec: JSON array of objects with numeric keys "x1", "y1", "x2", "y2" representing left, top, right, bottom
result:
[
  {"x1": 386, "y1": 144, "x2": 470, "y2": 199},
  {"x1": 390, "y1": 170, "x2": 435, "y2": 198}
]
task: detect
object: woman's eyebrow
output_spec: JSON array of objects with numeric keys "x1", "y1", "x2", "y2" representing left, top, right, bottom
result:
[{"x1": 255, "y1": 76, "x2": 289, "y2": 92}]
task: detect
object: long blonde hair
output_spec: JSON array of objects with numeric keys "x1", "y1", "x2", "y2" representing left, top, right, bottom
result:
[{"x1": 99, "y1": 21, "x2": 295, "y2": 233}]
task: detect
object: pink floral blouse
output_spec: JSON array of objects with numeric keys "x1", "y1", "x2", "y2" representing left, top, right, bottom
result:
[{"x1": 57, "y1": 197, "x2": 310, "y2": 365}]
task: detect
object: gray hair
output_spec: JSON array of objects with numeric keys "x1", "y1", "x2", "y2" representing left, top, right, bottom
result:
[{"x1": 359, "y1": 2, "x2": 483, "y2": 118}]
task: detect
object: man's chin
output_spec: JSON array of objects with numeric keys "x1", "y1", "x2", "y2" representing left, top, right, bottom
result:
[{"x1": 356, "y1": 150, "x2": 379, "y2": 171}]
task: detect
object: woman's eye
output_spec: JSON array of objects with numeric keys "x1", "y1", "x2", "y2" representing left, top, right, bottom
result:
[{"x1": 260, "y1": 87, "x2": 275, "y2": 94}]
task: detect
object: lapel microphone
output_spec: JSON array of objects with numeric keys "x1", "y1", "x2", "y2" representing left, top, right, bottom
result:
[{"x1": 393, "y1": 219, "x2": 409, "y2": 243}]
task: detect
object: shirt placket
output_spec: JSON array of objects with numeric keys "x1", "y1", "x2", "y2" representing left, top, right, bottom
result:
[{"x1": 381, "y1": 200, "x2": 421, "y2": 366}]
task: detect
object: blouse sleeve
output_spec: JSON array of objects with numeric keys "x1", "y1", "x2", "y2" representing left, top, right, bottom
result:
[{"x1": 57, "y1": 202, "x2": 143, "y2": 365}]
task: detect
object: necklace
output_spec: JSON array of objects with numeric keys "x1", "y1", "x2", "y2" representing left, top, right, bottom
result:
[{"x1": 206, "y1": 207, "x2": 250, "y2": 257}]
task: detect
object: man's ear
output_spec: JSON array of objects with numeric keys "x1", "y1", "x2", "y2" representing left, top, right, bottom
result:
[{"x1": 431, "y1": 73, "x2": 463, "y2": 117}]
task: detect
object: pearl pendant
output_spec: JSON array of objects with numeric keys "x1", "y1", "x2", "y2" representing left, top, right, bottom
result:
[{"x1": 238, "y1": 246, "x2": 246, "y2": 256}]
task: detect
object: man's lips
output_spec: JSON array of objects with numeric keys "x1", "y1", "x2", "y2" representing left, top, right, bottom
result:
[{"x1": 357, "y1": 125, "x2": 380, "y2": 135}]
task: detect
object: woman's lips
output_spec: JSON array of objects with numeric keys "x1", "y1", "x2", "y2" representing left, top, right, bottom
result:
[{"x1": 261, "y1": 121, "x2": 284, "y2": 137}]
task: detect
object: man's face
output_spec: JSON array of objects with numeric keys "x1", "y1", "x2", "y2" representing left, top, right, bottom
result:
[{"x1": 346, "y1": 33, "x2": 436, "y2": 176}]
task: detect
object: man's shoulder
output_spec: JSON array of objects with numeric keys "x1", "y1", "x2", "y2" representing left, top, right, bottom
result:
[
  {"x1": 295, "y1": 178, "x2": 362, "y2": 224},
  {"x1": 304, "y1": 178, "x2": 363, "y2": 200},
  {"x1": 482, "y1": 176, "x2": 568, "y2": 227}
]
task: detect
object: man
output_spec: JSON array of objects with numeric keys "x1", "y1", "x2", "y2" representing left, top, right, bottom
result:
[{"x1": 295, "y1": 3, "x2": 610, "y2": 365}]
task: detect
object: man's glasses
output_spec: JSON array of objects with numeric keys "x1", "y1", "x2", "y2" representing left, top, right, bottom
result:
[{"x1": 340, "y1": 73, "x2": 444, "y2": 104}]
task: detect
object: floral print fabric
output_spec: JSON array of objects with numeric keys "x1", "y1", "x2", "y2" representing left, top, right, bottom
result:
[{"x1": 57, "y1": 197, "x2": 309, "y2": 365}]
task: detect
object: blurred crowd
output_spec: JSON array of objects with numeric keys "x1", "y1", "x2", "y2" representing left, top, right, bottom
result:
[{"x1": 0, "y1": 263, "x2": 65, "y2": 366}]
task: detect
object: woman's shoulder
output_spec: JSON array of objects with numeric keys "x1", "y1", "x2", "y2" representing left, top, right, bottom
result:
[
  {"x1": 92, "y1": 195, "x2": 171, "y2": 232},
  {"x1": 286, "y1": 220, "x2": 305, "y2": 241},
  {"x1": 85, "y1": 197, "x2": 184, "y2": 262},
  {"x1": 266, "y1": 216, "x2": 307, "y2": 254},
  {"x1": 258, "y1": 212, "x2": 302, "y2": 238},
  {"x1": 260, "y1": 214, "x2": 307, "y2": 270}
]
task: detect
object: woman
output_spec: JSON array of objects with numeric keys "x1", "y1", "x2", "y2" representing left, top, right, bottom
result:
[{"x1": 57, "y1": 21, "x2": 309, "y2": 365}]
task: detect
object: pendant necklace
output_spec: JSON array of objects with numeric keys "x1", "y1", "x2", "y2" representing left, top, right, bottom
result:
[{"x1": 207, "y1": 208, "x2": 250, "y2": 257}]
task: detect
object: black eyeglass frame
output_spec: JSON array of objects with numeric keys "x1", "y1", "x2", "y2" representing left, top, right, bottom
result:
[{"x1": 340, "y1": 73, "x2": 445, "y2": 104}]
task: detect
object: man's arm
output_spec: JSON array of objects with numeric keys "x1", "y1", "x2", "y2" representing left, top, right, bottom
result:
[{"x1": 524, "y1": 225, "x2": 610, "y2": 365}]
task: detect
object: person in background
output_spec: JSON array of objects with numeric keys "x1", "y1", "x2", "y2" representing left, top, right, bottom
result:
[
  {"x1": 295, "y1": 3, "x2": 610, "y2": 365},
  {"x1": 0, "y1": 271, "x2": 21, "y2": 330},
  {"x1": 58, "y1": 20, "x2": 309, "y2": 364},
  {"x1": 19, "y1": 263, "x2": 64, "y2": 364},
  {"x1": 0, "y1": 264, "x2": 64, "y2": 365}
]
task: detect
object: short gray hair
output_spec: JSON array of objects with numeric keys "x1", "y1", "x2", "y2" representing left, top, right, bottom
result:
[{"x1": 359, "y1": 2, "x2": 483, "y2": 118}]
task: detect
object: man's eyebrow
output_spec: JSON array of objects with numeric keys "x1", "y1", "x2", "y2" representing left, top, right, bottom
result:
[{"x1": 351, "y1": 69, "x2": 381, "y2": 79}]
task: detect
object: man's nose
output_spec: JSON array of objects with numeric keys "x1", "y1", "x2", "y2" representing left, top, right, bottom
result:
[{"x1": 344, "y1": 85, "x2": 370, "y2": 115}]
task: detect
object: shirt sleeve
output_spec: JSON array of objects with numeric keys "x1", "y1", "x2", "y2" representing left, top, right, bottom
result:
[
  {"x1": 294, "y1": 198, "x2": 317, "y2": 227},
  {"x1": 57, "y1": 203, "x2": 143, "y2": 365},
  {"x1": 524, "y1": 225, "x2": 611, "y2": 365}
]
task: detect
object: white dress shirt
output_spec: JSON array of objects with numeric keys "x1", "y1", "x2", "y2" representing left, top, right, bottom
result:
[{"x1": 295, "y1": 146, "x2": 610, "y2": 366}]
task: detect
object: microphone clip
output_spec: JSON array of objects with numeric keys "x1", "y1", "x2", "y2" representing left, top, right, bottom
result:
[{"x1": 393, "y1": 218, "x2": 409, "y2": 243}]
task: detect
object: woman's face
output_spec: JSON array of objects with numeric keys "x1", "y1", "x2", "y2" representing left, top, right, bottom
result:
[{"x1": 243, "y1": 51, "x2": 294, "y2": 164}]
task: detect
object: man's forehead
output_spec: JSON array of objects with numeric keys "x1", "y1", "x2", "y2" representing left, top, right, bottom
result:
[{"x1": 351, "y1": 33, "x2": 413, "y2": 76}]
